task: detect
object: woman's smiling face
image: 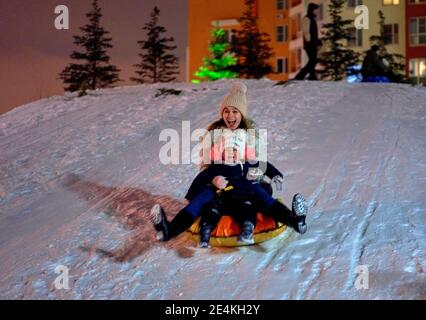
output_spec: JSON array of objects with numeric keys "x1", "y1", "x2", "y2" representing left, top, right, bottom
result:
[{"x1": 222, "y1": 106, "x2": 242, "y2": 130}]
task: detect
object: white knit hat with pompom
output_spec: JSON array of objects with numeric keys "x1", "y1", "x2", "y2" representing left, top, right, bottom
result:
[{"x1": 219, "y1": 82, "x2": 248, "y2": 118}]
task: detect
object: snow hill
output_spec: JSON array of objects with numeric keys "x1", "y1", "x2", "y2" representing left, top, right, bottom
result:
[{"x1": 0, "y1": 80, "x2": 425, "y2": 299}]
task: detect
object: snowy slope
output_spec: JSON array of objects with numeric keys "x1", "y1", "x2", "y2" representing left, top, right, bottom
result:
[{"x1": 0, "y1": 80, "x2": 425, "y2": 299}]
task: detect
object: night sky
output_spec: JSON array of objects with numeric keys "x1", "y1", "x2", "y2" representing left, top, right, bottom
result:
[{"x1": 0, "y1": 0, "x2": 187, "y2": 115}]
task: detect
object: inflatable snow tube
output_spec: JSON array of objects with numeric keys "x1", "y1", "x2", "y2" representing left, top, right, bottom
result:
[{"x1": 187, "y1": 212, "x2": 286, "y2": 247}]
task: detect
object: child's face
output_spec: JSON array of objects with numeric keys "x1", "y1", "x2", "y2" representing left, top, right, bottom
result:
[
  {"x1": 223, "y1": 148, "x2": 239, "y2": 164},
  {"x1": 222, "y1": 106, "x2": 242, "y2": 130}
]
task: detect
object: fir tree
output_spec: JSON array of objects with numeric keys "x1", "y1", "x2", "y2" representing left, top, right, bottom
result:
[
  {"x1": 59, "y1": 0, "x2": 120, "y2": 93},
  {"x1": 368, "y1": 10, "x2": 406, "y2": 81},
  {"x1": 193, "y1": 27, "x2": 238, "y2": 83},
  {"x1": 132, "y1": 6, "x2": 179, "y2": 83},
  {"x1": 318, "y1": 0, "x2": 359, "y2": 81},
  {"x1": 231, "y1": 0, "x2": 274, "y2": 79}
]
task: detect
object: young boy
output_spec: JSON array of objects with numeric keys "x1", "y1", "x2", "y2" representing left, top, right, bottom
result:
[
  {"x1": 187, "y1": 147, "x2": 307, "y2": 247},
  {"x1": 198, "y1": 147, "x2": 261, "y2": 246},
  {"x1": 198, "y1": 174, "x2": 260, "y2": 247}
]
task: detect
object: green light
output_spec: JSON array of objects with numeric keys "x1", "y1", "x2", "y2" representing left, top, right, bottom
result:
[{"x1": 193, "y1": 27, "x2": 238, "y2": 82}]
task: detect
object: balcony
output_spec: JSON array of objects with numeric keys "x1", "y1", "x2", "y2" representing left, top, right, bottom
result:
[
  {"x1": 289, "y1": 0, "x2": 303, "y2": 17},
  {"x1": 291, "y1": 0, "x2": 302, "y2": 7},
  {"x1": 210, "y1": 19, "x2": 239, "y2": 28}
]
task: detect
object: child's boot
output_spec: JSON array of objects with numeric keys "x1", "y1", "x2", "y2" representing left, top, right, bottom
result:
[{"x1": 238, "y1": 221, "x2": 255, "y2": 245}]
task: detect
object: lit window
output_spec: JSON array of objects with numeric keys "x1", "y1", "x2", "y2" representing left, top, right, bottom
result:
[
  {"x1": 409, "y1": 0, "x2": 426, "y2": 4},
  {"x1": 409, "y1": 58, "x2": 426, "y2": 77},
  {"x1": 383, "y1": 0, "x2": 400, "y2": 5}
]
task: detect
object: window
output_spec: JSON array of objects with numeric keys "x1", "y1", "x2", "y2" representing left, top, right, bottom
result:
[
  {"x1": 277, "y1": 25, "x2": 288, "y2": 42},
  {"x1": 277, "y1": 0, "x2": 287, "y2": 10},
  {"x1": 383, "y1": 24, "x2": 399, "y2": 45},
  {"x1": 409, "y1": 0, "x2": 426, "y2": 4},
  {"x1": 223, "y1": 29, "x2": 234, "y2": 43},
  {"x1": 409, "y1": 58, "x2": 426, "y2": 77},
  {"x1": 409, "y1": 17, "x2": 426, "y2": 46},
  {"x1": 296, "y1": 14, "x2": 302, "y2": 32},
  {"x1": 291, "y1": 0, "x2": 302, "y2": 7},
  {"x1": 347, "y1": 0, "x2": 363, "y2": 7},
  {"x1": 277, "y1": 58, "x2": 288, "y2": 73},
  {"x1": 297, "y1": 49, "x2": 302, "y2": 67},
  {"x1": 348, "y1": 27, "x2": 363, "y2": 47},
  {"x1": 291, "y1": 15, "x2": 301, "y2": 40},
  {"x1": 383, "y1": 0, "x2": 400, "y2": 5},
  {"x1": 318, "y1": 3, "x2": 324, "y2": 21}
]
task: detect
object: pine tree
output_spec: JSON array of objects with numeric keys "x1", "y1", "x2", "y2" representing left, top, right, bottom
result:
[
  {"x1": 193, "y1": 27, "x2": 238, "y2": 83},
  {"x1": 368, "y1": 10, "x2": 406, "y2": 82},
  {"x1": 132, "y1": 6, "x2": 179, "y2": 83},
  {"x1": 59, "y1": 0, "x2": 120, "y2": 93},
  {"x1": 231, "y1": 0, "x2": 274, "y2": 79},
  {"x1": 318, "y1": 0, "x2": 359, "y2": 81}
]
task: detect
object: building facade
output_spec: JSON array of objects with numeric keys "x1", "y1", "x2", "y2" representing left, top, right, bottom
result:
[
  {"x1": 188, "y1": 0, "x2": 294, "y2": 82},
  {"x1": 308, "y1": 0, "x2": 405, "y2": 69},
  {"x1": 406, "y1": 0, "x2": 426, "y2": 83},
  {"x1": 188, "y1": 0, "x2": 420, "y2": 82}
]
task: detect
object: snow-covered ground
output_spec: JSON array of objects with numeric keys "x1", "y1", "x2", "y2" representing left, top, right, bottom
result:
[{"x1": 0, "y1": 80, "x2": 425, "y2": 299}]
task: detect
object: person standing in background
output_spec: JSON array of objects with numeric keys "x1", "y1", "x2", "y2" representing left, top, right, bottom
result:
[{"x1": 295, "y1": 2, "x2": 319, "y2": 81}]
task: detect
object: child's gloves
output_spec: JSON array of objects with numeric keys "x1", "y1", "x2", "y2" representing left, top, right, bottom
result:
[
  {"x1": 271, "y1": 175, "x2": 284, "y2": 191},
  {"x1": 212, "y1": 175, "x2": 228, "y2": 190},
  {"x1": 246, "y1": 167, "x2": 263, "y2": 181}
]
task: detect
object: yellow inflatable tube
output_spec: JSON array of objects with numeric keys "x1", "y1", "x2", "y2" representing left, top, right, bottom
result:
[{"x1": 187, "y1": 212, "x2": 286, "y2": 247}]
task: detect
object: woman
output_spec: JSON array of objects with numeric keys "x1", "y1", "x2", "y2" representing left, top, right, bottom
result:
[
  {"x1": 150, "y1": 82, "x2": 307, "y2": 242},
  {"x1": 150, "y1": 82, "x2": 266, "y2": 241}
]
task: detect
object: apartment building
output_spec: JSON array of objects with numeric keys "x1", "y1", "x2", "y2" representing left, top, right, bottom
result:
[
  {"x1": 406, "y1": 0, "x2": 426, "y2": 82},
  {"x1": 187, "y1": 0, "x2": 294, "y2": 82},
  {"x1": 187, "y1": 0, "x2": 413, "y2": 81}
]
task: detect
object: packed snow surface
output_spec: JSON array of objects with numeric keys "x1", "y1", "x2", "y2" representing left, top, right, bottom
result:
[{"x1": 0, "y1": 80, "x2": 425, "y2": 299}]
